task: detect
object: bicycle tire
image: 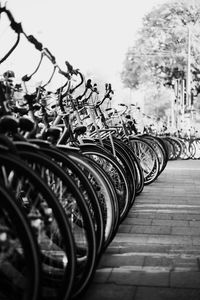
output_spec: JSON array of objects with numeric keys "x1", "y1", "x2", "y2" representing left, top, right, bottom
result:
[
  {"x1": 57, "y1": 145, "x2": 119, "y2": 251},
  {"x1": 13, "y1": 142, "x2": 97, "y2": 299},
  {"x1": 0, "y1": 149, "x2": 76, "y2": 300},
  {"x1": 0, "y1": 184, "x2": 41, "y2": 300},
  {"x1": 99, "y1": 138, "x2": 136, "y2": 210},
  {"x1": 79, "y1": 143, "x2": 131, "y2": 222},
  {"x1": 128, "y1": 137, "x2": 160, "y2": 185},
  {"x1": 28, "y1": 139, "x2": 104, "y2": 257}
]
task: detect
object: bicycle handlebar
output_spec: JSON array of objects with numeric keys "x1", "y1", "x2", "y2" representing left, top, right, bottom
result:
[
  {"x1": 25, "y1": 34, "x2": 43, "y2": 51},
  {"x1": 0, "y1": 7, "x2": 83, "y2": 88},
  {"x1": 0, "y1": 6, "x2": 23, "y2": 34},
  {"x1": 0, "y1": 6, "x2": 118, "y2": 122},
  {"x1": 0, "y1": 6, "x2": 22, "y2": 64},
  {"x1": 95, "y1": 83, "x2": 114, "y2": 108},
  {"x1": 118, "y1": 103, "x2": 128, "y2": 115}
]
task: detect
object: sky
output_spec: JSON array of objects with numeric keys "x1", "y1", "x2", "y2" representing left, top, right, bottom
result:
[{"x1": 0, "y1": 0, "x2": 168, "y2": 102}]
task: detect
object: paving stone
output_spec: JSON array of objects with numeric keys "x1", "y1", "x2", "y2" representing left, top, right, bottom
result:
[
  {"x1": 144, "y1": 256, "x2": 174, "y2": 268},
  {"x1": 79, "y1": 160, "x2": 200, "y2": 300},
  {"x1": 113, "y1": 233, "x2": 149, "y2": 244},
  {"x1": 169, "y1": 245, "x2": 200, "y2": 255},
  {"x1": 98, "y1": 253, "x2": 145, "y2": 268},
  {"x1": 114, "y1": 244, "x2": 172, "y2": 254},
  {"x1": 192, "y1": 237, "x2": 200, "y2": 246},
  {"x1": 172, "y1": 226, "x2": 200, "y2": 236},
  {"x1": 130, "y1": 225, "x2": 171, "y2": 235},
  {"x1": 173, "y1": 214, "x2": 200, "y2": 220},
  {"x1": 154, "y1": 213, "x2": 173, "y2": 220},
  {"x1": 123, "y1": 218, "x2": 152, "y2": 225},
  {"x1": 128, "y1": 212, "x2": 156, "y2": 219},
  {"x1": 147, "y1": 235, "x2": 193, "y2": 245},
  {"x1": 118, "y1": 225, "x2": 132, "y2": 233},
  {"x1": 190, "y1": 221, "x2": 200, "y2": 227},
  {"x1": 134, "y1": 287, "x2": 200, "y2": 300},
  {"x1": 78, "y1": 283, "x2": 137, "y2": 300},
  {"x1": 92, "y1": 268, "x2": 113, "y2": 283},
  {"x1": 108, "y1": 267, "x2": 169, "y2": 286},
  {"x1": 152, "y1": 219, "x2": 189, "y2": 226},
  {"x1": 105, "y1": 245, "x2": 120, "y2": 254},
  {"x1": 172, "y1": 256, "x2": 199, "y2": 271},
  {"x1": 170, "y1": 271, "x2": 200, "y2": 288}
]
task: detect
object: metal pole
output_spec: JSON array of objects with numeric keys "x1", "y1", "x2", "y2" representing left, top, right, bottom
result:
[
  {"x1": 187, "y1": 26, "x2": 191, "y2": 108},
  {"x1": 181, "y1": 79, "x2": 185, "y2": 127},
  {"x1": 171, "y1": 81, "x2": 175, "y2": 129}
]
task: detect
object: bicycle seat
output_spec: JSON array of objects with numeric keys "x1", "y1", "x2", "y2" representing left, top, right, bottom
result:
[
  {"x1": 73, "y1": 125, "x2": 87, "y2": 136},
  {"x1": 0, "y1": 115, "x2": 19, "y2": 133},
  {"x1": 45, "y1": 127, "x2": 62, "y2": 140},
  {"x1": 12, "y1": 106, "x2": 29, "y2": 116},
  {"x1": 19, "y1": 117, "x2": 35, "y2": 132}
]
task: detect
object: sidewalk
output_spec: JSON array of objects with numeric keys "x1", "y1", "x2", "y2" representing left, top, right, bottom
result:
[{"x1": 80, "y1": 159, "x2": 200, "y2": 300}]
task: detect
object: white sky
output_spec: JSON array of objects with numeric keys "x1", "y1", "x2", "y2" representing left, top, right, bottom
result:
[{"x1": 1, "y1": 0, "x2": 168, "y2": 101}]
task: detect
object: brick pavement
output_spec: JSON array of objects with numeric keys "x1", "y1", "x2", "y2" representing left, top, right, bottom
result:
[{"x1": 79, "y1": 160, "x2": 200, "y2": 300}]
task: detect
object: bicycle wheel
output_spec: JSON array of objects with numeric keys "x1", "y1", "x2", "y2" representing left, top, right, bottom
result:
[
  {"x1": 79, "y1": 143, "x2": 131, "y2": 222},
  {"x1": 0, "y1": 149, "x2": 76, "y2": 300},
  {"x1": 57, "y1": 145, "x2": 119, "y2": 251},
  {"x1": 28, "y1": 139, "x2": 104, "y2": 257},
  {"x1": 0, "y1": 184, "x2": 41, "y2": 300},
  {"x1": 100, "y1": 138, "x2": 136, "y2": 210},
  {"x1": 128, "y1": 137, "x2": 160, "y2": 185},
  {"x1": 13, "y1": 141, "x2": 97, "y2": 299},
  {"x1": 178, "y1": 138, "x2": 191, "y2": 160},
  {"x1": 116, "y1": 138, "x2": 144, "y2": 196},
  {"x1": 163, "y1": 136, "x2": 182, "y2": 160},
  {"x1": 141, "y1": 134, "x2": 168, "y2": 175},
  {"x1": 188, "y1": 138, "x2": 199, "y2": 159}
]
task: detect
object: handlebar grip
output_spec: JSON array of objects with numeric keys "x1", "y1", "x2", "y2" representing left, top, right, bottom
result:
[
  {"x1": 43, "y1": 47, "x2": 56, "y2": 64},
  {"x1": 10, "y1": 20, "x2": 23, "y2": 34},
  {"x1": 27, "y1": 35, "x2": 43, "y2": 51},
  {"x1": 21, "y1": 74, "x2": 31, "y2": 82},
  {"x1": 58, "y1": 69, "x2": 70, "y2": 79},
  {"x1": 65, "y1": 61, "x2": 74, "y2": 74},
  {"x1": 108, "y1": 83, "x2": 114, "y2": 94},
  {"x1": 2, "y1": 7, "x2": 23, "y2": 34},
  {"x1": 86, "y1": 79, "x2": 92, "y2": 89},
  {"x1": 65, "y1": 61, "x2": 79, "y2": 75},
  {"x1": 93, "y1": 83, "x2": 99, "y2": 94}
]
